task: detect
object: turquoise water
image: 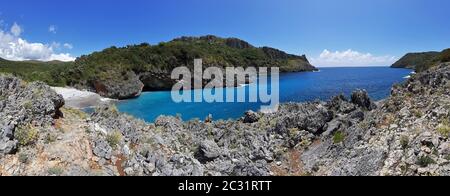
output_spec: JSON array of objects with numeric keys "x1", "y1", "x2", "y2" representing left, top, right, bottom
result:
[{"x1": 117, "y1": 67, "x2": 412, "y2": 122}]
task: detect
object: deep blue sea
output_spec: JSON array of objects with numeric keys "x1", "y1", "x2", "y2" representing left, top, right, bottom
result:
[{"x1": 117, "y1": 67, "x2": 412, "y2": 122}]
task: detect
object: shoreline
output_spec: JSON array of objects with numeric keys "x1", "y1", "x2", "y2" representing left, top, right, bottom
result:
[{"x1": 51, "y1": 87, "x2": 116, "y2": 109}]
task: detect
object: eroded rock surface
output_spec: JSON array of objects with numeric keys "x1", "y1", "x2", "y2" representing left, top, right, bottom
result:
[{"x1": 1, "y1": 63, "x2": 449, "y2": 176}]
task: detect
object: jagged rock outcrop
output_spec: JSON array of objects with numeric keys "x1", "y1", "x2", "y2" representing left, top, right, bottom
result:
[
  {"x1": 301, "y1": 63, "x2": 450, "y2": 176},
  {"x1": 93, "y1": 71, "x2": 144, "y2": 100},
  {"x1": 351, "y1": 89, "x2": 377, "y2": 111},
  {"x1": 1, "y1": 63, "x2": 449, "y2": 176},
  {"x1": 0, "y1": 76, "x2": 64, "y2": 157},
  {"x1": 243, "y1": 110, "x2": 260, "y2": 123},
  {"x1": 225, "y1": 38, "x2": 253, "y2": 49},
  {"x1": 139, "y1": 72, "x2": 176, "y2": 91}
]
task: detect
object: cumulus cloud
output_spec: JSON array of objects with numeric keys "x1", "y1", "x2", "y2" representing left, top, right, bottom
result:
[
  {"x1": 48, "y1": 25, "x2": 57, "y2": 34},
  {"x1": 311, "y1": 49, "x2": 398, "y2": 67},
  {"x1": 48, "y1": 53, "x2": 75, "y2": 62},
  {"x1": 0, "y1": 22, "x2": 75, "y2": 62}
]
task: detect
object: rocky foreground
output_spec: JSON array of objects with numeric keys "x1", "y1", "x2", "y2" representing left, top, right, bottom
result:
[{"x1": 1, "y1": 63, "x2": 449, "y2": 176}]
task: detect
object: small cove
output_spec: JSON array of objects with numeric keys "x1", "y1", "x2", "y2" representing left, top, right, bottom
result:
[{"x1": 117, "y1": 67, "x2": 412, "y2": 122}]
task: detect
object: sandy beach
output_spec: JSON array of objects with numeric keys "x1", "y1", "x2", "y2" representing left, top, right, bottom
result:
[{"x1": 51, "y1": 87, "x2": 115, "y2": 109}]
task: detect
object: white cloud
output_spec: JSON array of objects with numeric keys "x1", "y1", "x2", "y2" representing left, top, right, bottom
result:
[
  {"x1": 63, "y1": 43, "x2": 73, "y2": 49},
  {"x1": 311, "y1": 49, "x2": 398, "y2": 67},
  {"x1": 0, "y1": 23, "x2": 75, "y2": 62},
  {"x1": 10, "y1": 22, "x2": 22, "y2": 36},
  {"x1": 48, "y1": 25, "x2": 57, "y2": 34},
  {"x1": 48, "y1": 53, "x2": 75, "y2": 62}
]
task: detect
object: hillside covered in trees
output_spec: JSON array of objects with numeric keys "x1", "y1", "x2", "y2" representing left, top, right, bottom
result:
[
  {"x1": 391, "y1": 48, "x2": 450, "y2": 71},
  {"x1": 0, "y1": 58, "x2": 72, "y2": 86},
  {"x1": 1, "y1": 35, "x2": 317, "y2": 99}
]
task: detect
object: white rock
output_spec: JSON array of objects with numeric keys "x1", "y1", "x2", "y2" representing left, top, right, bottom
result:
[
  {"x1": 94, "y1": 123, "x2": 107, "y2": 135},
  {"x1": 123, "y1": 145, "x2": 131, "y2": 156},
  {"x1": 390, "y1": 124, "x2": 399, "y2": 129}
]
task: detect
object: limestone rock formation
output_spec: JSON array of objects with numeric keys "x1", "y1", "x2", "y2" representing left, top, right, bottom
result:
[{"x1": 1, "y1": 64, "x2": 449, "y2": 176}]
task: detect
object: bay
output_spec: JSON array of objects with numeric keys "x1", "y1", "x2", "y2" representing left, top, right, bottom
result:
[{"x1": 117, "y1": 67, "x2": 412, "y2": 122}]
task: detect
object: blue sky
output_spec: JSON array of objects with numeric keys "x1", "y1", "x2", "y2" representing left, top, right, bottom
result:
[{"x1": 0, "y1": 0, "x2": 449, "y2": 66}]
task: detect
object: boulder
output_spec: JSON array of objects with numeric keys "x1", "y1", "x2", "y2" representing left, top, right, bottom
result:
[
  {"x1": 1, "y1": 124, "x2": 15, "y2": 139},
  {"x1": 93, "y1": 140, "x2": 112, "y2": 160},
  {"x1": 275, "y1": 103, "x2": 334, "y2": 135},
  {"x1": 351, "y1": 90, "x2": 377, "y2": 111},
  {"x1": 196, "y1": 140, "x2": 222, "y2": 163},
  {"x1": 243, "y1": 111, "x2": 260, "y2": 123},
  {"x1": 0, "y1": 139, "x2": 17, "y2": 155},
  {"x1": 323, "y1": 119, "x2": 342, "y2": 137},
  {"x1": 327, "y1": 95, "x2": 356, "y2": 114},
  {"x1": 93, "y1": 71, "x2": 144, "y2": 100}
]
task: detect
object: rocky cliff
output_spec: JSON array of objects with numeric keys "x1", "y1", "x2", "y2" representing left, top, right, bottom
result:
[{"x1": 1, "y1": 63, "x2": 449, "y2": 176}]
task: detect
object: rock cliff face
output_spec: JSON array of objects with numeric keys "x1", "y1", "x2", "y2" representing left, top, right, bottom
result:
[
  {"x1": 93, "y1": 71, "x2": 144, "y2": 99},
  {"x1": 0, "y1": 63, "x2": 449, "y2": 176}
]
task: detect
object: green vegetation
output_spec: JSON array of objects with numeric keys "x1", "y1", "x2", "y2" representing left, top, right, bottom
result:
[
  {"x1": 392, "y1": 48, "x2": 450, "y2": 72},
  {"x1": 288, "y1": 128, "x2": 300, "y2": 135},
  {"x1": 445, "y1": 155, "x2": 450, "y2": 161},
  {"x1": 1, "y1": 35, "x2": 315, "y2": 90},
  {"x1": 400, "y1": 164, "x2": 411, "y2": 175},
  {"x1": 14, "y1": 124, "x2": 39, "y2": 146},
  {"x1": 333, "y1": 131, "x2": 345, "y2": 144},
  {"x1": 437, "y1": 119, "x2": 450, "y2": 137},
  {"x1": 0, "y1": 58, "x2": 72, "y2": 86},
  {"x1": 67, "y1": 36, "x2": 315, "y2": 88},
  {"x1": 0, "y1": 94, "x2": 6, "y2": 101},
  {"x1": 110, "y1": 105, "x2": 119, "y2": 115},
  {"x1": 416, "y1": 155, "x2": 436, "y2": 167},
  {"x1": 438, "y1": 48, "x2": 450, "y2": 62},
  {"x1": 106, "y1": 131, "x2": 123, "y2": 149},
  {"x1": 44, "y1": 133, "x2": 57, "y2": 144},
  {"x1": 61, "y1": 107, "x2": 88, "y2": 119},
  {"x1": 411, "y1": 109, "x2": 423, "y2": 118},
  {"x1": 391, "y1": 51, "x2": 440, "y2": 71},
  {"x1": 48, "y1": 166, "x2": 64, "y2": 176},
  {"x1": 18, "y1": 152, "x2": 30, "y2": 164},
  {"x1": 400, "y1": 135, "x2": 409, "y2": 149},
  {"x1": 22, "y1": 100, "x2": 33, "y2": 110}
]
